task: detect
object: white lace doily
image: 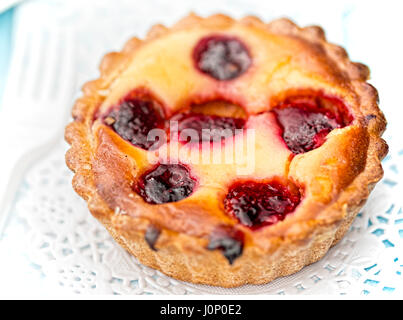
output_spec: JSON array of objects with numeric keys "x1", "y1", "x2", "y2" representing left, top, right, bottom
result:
[
  {"x1": 0, "y1": 136, "x2": 400, "y2": 296},
  {"x1": 1, "y1": 0, "x2": 402, "y2": 296}
]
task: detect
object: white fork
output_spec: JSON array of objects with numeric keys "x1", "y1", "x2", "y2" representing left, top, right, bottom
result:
[{"x1": 0, "y1": 25, "x2": 76, "y2": 236}]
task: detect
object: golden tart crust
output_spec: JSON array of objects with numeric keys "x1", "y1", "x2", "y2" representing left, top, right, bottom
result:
[{"x1": 65, "y1": 14, "x2": 388, "y2": 287}]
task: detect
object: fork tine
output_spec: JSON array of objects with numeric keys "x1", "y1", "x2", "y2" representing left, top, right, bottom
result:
[
  {"x1": 2, "y1": 25, "x2": 76, "y2": 128},
  {"x1": 22, "y1": 29, "x2": 45, "y2": 99},
  {"x1": 3, "y1": 24, "x2": 30, "y2": 103},
  {"x1": 39, "y1": 29, "x2": 62, "y2": 101},
  {"x1": 55, "y1": 29, "x2": 76, "y2": 105}
]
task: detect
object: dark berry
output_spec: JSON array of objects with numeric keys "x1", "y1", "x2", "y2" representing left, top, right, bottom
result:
[
  {"x1": 145, "y1": 226, "x2": 161, "y2": 251},
  {"x1": 273, "y1": 105, "x2": 342, "y2": 154},
  {"x1": 174, "y1": 112, "x2": 245, "y2": 143},
  {"x1": 137, "y1": 164, "x2": 196, "y2": 204},
  {"x1": 104, "y1": 98, "x2": 165, "y2": 150},
  {"x1": 224, "y1": 181, "x2": 301, "y2": 229},
  {"x1": 193, "y1": 36, "x2": 251, "y2": 80},
  {"x1": 207, "y1": 227, "x2": 244, "y2": 264},
  {"x1": 365, "y1": 114, "x2": 377, "y2": 122}
]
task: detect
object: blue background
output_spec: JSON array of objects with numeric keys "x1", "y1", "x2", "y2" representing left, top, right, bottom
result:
[{"x1": 0, "y1": 8, "x2": 14, "y2": 107}]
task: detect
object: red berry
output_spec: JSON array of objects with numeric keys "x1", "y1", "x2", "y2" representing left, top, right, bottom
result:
[
  {"x1": 104, "y1": 98, "x2": 165, "y2": 150},
  {"x1": 273, "y1": 103, "x2": 344, "y2": 154},
  {"x1": 224, "y1": 180, "x2": 301, "y2": 228},
  {"x1": 137, "y1": 164, "x2": 196, "y2": 204},
  {"x1": 174, "y1": 112, "x2": 245, "y2": 143},
  {"x1": 207, "y1": 226, "x2": 244, "y2": 264},
  {"x1": 193, "y1": 36, "x2": 251, "y2": 80}
]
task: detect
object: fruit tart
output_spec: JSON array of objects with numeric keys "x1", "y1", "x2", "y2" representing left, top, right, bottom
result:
[{"x1": 65, "y1": 14, "x2": 388, "y2": 287}]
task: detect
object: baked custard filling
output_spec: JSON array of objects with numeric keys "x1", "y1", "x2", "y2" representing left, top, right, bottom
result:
[{"x1": 95, "y1": 32, "x2": 356, "y2": 264}]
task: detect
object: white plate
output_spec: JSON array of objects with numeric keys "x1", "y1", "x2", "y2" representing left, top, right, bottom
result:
[{"x1": 1, "y1": 0, "x2": 402, "y2": 297}]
